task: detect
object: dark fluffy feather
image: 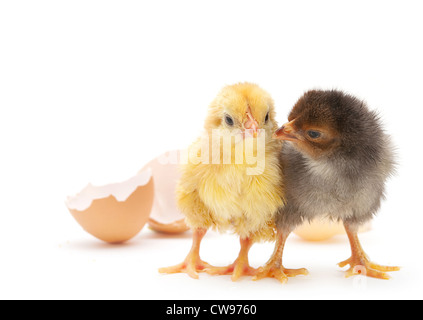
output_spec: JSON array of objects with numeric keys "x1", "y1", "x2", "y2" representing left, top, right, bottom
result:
[{"x1": 276, "y1": 90, "x2": 395, "y2": 232}]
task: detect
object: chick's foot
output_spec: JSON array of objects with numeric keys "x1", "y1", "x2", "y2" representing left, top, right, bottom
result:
[
  {"x1": 253, "y1": 230, "x2": 308, "y2": 283},
  {"x1": 340, "y1": 224, "x2": 400, "y2": 280},
  {"x1": 159, "y1": 255, "x2": 212, "y2": 280},
  {"x1": 205, "y1": 236, "x2": 257, "y2": 281},
  {"x1": 205, "y1": 260, "x2": 258, "y2": 281},
  {"x1": 158, "y1": 228, "x2": 211, "y2": 280},
  {"x1": 253, "y1": 260, "x2": 309, "y2": 284},
  {"x1": 338, "y1": 256, "x2": 400, "y2": 280}
]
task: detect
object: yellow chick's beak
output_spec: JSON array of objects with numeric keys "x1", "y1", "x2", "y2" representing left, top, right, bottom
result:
[
  {"x1": 273, "y1": 120, "x2": 298, "y2": 141},
  {"x1": 244, "y1": 107, "x2": 259, "y2": 138}
]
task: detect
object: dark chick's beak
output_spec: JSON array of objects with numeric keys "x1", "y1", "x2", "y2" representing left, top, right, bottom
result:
[{"x1": 273, "y1": 120, "x2": 299, "y2": 141}]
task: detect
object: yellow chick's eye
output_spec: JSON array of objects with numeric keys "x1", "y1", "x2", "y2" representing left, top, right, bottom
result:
[
  {"x1": 265, "y1": 112, "x2": 269, "y2": 123},
  {"x1": 225, "y1": 115, "x2": 234, "y2": 126}
]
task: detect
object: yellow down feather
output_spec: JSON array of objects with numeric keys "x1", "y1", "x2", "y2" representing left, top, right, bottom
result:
[{"x1": 177, "y1": 83, "x2": 285, "y2": 242}]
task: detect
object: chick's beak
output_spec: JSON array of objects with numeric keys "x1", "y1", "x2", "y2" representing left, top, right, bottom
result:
[
  {"x1": 244, "y1": 107, "x2": 259, "y2": 138},
  {"x1": 273, "y1": 120, "x2": 298, "y2": 141}
]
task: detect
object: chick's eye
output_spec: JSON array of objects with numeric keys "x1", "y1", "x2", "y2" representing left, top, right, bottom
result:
[
  {"x1": 307, "y1": 130, "x2": 321, "y2": 139},
  {"x1": 225, "y1": 115, "x2": 234, "y2": 126},
  {"x1": 265, "y1": 112, "x2": 269, "y2": 123}
]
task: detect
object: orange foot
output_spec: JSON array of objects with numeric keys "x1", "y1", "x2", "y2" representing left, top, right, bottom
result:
[
  {"x1": 253, "y1": 260, "x2": 308, "y2": 284},
  {"x1": 159, "y1": 254, "x2": 212, "y2": 280},
  {"x1": 205, "y1": 236, "x2": 258, "y2": 281},
  {"x1": 253, "y1": 230, "x2": 308, "y2": 284},
  {"x1": 338, "y1": 255, "x2": 400, "y2": 280},
  {"x1": 159, "y1": 228, "x2": 211, "y2": 280},
  {"x1": 205, "y1": 260, "x2": 258, "y2": 281},
  {"x1": 340, "y1": 223, "x2": 400, "y2": 280}
]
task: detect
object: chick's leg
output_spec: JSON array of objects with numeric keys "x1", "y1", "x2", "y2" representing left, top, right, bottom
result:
[
  {"x1": 338, "y1": 223, "x2": 400, "y2": 280},
  {"x1": 159, "y1": 228, "x2": 211, "y2": 279},
  {"x1": 253, "y1": 229, "x2": 308, "y2": 284},
  {"x1": 205, "y1": 237, "x2": 257, "y2": 281}
]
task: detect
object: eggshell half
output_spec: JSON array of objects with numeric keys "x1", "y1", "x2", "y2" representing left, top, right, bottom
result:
[
  {"x1": 294, "y1": 218, "x2": 371, "y2": 241},
  {"x1": 66, "y1": 171, "x2": 154, "y2": 243},
  {"x1": 140, "y1": 150, "x2": 189, "y2": 234}
]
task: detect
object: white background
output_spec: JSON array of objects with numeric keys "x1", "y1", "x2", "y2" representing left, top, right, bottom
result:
[{"x1": 1, "y1": 0, "x2": 422, "y2": 300}]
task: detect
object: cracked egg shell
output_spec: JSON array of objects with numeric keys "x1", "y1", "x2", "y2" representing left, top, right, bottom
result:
[
  {"x1": 66, "y1": 170, "x2": 154, "y2": 243},
  {"x1": 294, "y1": 218, "x2": 371, "y2": 241},
  {"x1": 140, "y1": 150, "x2": 189, "y2": 234}
]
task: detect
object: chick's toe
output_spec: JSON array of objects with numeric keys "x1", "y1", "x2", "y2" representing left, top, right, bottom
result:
[
  {"x1": 159, "y1": 228, "x2": 211, "y2": 279},
  {"x1": 205, "y1": 237, "x2": 258, "y2": 281},
  {"x1": 339, "y1": 224, "x2": 400, "y2": 280}
]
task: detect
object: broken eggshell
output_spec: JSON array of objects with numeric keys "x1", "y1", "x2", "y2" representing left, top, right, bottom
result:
[
  {"x1": 66, "y1": 170, "x2": 154, "y2": 243},
  {"x1": 294, "y1": 218, "x2": 371, "y2": 241},
  {"x1": 140, "y1": 150, "x2": 189, "y2": 234}
]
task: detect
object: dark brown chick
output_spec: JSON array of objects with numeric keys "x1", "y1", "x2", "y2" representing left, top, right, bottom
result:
[{"x1": 254, "y1": 89, "x2": 400, "y2": 283}]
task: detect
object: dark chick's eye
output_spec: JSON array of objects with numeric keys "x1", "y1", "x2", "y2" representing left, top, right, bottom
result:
[
  {"x1": 265, "y1": 112, "x2": 269, "y2": 123},
  {"x1": 225, "y1": 115, "x2": 234, "y2": 126},
  {"x1": 307, "y1": 130, "x2": 321, "y2": 139}
]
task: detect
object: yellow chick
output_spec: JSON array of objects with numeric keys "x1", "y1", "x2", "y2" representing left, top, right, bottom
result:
[{"x1": 159, "y1": 82, "x2": 285, "y2": 281}]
